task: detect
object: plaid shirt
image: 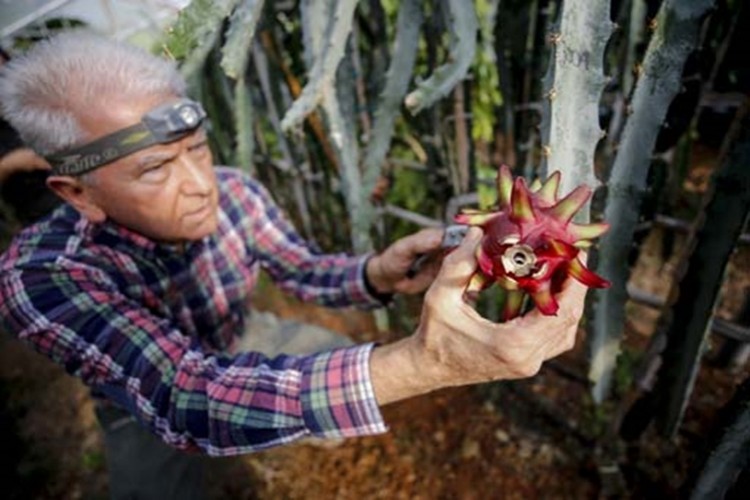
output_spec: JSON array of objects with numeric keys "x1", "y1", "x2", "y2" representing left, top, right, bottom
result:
[{"x1": 0, "y1": 167, "x2": 387, "y2": 455}]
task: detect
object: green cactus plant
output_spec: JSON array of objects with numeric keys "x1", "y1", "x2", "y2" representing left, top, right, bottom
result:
[
  {"x1": 280, "y1": 0, "x2": 359, "y2": 132},
  {"x1": 590, "y1": 0, "x2": 717, "y2": 404},
  {"x1": 538, "y1": 0, "x2": 613, "y2": 214},
  {"x1": 404, "y1": 0, "x2": 478, "y2": 116},
  {"x1": 653, "y1": 103, "x2": 750, "y2": 437},
  {"x1": 358, "y1": 0, "x2": 423, "y2": 251},
  {"x1": 220, "y1": 0, "x2": 266, "y2": 173}
]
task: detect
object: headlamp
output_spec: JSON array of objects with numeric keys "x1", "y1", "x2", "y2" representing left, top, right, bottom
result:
[{"x1": 48, "y1": 98, "x2": 207, "y2": 176}]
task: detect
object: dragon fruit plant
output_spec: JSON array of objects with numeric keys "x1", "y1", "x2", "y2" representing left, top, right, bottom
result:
[{"x1": 456, "y1": 165, "x2": 610, "y2": 321}]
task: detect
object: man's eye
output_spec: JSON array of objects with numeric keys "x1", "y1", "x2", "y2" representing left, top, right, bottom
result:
[
  {"x1": 141, "y1": 163, "x2": 169, "y2": 179},
  {"x1": 189, "y1": 141, "x2": 209, "y2": 153}
]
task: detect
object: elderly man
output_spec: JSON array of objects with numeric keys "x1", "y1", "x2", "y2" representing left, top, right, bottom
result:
[{"x1": 0, "y1": 32, "x2": 586, "y2": 498}]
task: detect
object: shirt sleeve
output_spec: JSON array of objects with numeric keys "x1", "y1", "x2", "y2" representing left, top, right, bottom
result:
[
  {"x1": 0, "y1": 263, "x2": 387, "y2": 456},
  {"x1": 234, "y1": 175, "x2": 386, "y2": 309}
]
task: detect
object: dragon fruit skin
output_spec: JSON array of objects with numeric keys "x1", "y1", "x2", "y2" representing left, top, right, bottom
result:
[{"x1": 455, "y1": 165, "x2": 610, "y2": 321}]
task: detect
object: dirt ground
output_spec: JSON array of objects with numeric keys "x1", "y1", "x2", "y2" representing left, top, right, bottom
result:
[{"x1": 2, "y1": 231, "x2": 748, "y2": 499}]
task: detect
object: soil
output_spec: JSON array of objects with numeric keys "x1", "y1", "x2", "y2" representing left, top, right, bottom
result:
[{"x1": 1, "y1": 229, "x2": 748, "y2": 499}]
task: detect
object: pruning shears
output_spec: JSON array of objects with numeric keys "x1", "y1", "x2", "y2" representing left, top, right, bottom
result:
[{"x1": 405, "y1": 224, "x2": 469, "y2": 279}]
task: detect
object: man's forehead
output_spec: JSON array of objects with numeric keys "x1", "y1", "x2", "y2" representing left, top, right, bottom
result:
[
  {"x1": 79, "y1": 94, "x2": 171, "y2": 138},
  {"x1": 131, "y1": 129, "x2": 205, "y2": 166},
  {"x1": 132, "y1": 144, "x2": 179, "y2": 166}
]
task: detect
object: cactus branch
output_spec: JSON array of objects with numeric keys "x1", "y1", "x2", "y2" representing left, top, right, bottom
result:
[
  {"x1": 252, "y1": 41, "x2": 316, "y2": 241},
  {"x1": 362, "y1": 0, "x2": 423, "y2": 181},
  {"x1": 220, "y1": 0, "x2": 265, "y2": 79},
  {"x1": 686, "y1": 376, "x2": 750, "y2": 497},
  {"x1": 298, "y1": 0, "x2": 369, "y2": 251},
  {"x1": 166, "y1": 0, "x2": 239, "y2": 81},
  {"x1": 654, "y1": 102, "x2": 750, "y2": 437},
  {"x1": 540, "y1": 0, "x2": 614, "y2": 209},
  {"x1": 590, "y1": 0, "x2": 717, "y2": 403},
  {"x1": 258, "y1": 30, "x2": 339, "y2": 172},
  {"x1": 404, "y1": 0, "x2": 478, "y2": 115},
  {"x1": 234, "y1": 78, "x2": 254, "y2": 173},
  {"x1": 280, "y1": 0, "x2": 358, "y2": 132},
  {"x1": 623, "y1": 0, "x2": 648, "y2": 96},
  {"x1": 219, "y1": 0, "x2": 266, "y2": 174},
  {"x1": 356, "y1": 0, "x2": 423, "y2": 246}
]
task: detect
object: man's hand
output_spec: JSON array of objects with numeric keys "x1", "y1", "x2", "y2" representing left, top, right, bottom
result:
[
  {"x1": 370, "y1": 227, "x2": 588, "y2": 405},
  {"x1": 0, "y1": 148, "x2": 50, "y2": 184},
  {"x1": 366, "y1": 227, "x2": 444, "y2": 295}
]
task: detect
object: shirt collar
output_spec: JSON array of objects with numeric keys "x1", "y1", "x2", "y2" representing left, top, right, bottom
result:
[{"x1": 76, "y1": 209, "x2": 206, "y2": 255}]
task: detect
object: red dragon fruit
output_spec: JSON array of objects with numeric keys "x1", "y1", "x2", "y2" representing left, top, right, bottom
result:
[{"x1": 456, "y1": 165, "x2": 610, "y2": 321}]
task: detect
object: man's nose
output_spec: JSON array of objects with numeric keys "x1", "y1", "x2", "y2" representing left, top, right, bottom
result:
[{"x1": 178, "y1": 155, "x2": 212, "y2": 194}]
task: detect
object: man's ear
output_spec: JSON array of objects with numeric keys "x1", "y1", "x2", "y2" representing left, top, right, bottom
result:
[{"x1": 46, "y1": 175, "x2": 106, "y2": 222}]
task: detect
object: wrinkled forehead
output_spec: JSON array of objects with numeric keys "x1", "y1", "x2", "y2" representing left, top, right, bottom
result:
[{"x1": 129, "y1": 126, "x2": 208, "y2": 166}]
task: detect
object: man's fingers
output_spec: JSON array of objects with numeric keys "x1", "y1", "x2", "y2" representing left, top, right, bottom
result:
[
  {"x1": 399, "y1": 228, "x2": 443, "y2": 257},
  {"x1": 0, "y1": 149, "x2": 50, "y2": 171},
  {"x1": 557, "y1": 275, "x2": 588, "y2": 318},
  {"x1": 435, "y1": 227, "x2": 483, "y2": 284},
  {"x1": 535, "y1": 275, "x2": 589, "y2": 358},
  {"x1": 543, "y1": 310, "x2": 581, "y2": 359}
]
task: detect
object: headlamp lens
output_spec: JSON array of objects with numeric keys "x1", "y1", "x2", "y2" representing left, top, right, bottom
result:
[
  {"x1": 179, "y1": 106, "x2": 200, "y2": 127},
  {"x1": 142, "y1": 99, "x2": 206, "y2": 142}
]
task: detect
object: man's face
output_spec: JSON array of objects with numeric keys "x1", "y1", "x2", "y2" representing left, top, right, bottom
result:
[{"x1": 77, "y1": 95, "x2": 219, "y2": 243}]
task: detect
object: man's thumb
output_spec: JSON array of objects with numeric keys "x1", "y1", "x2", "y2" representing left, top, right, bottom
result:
[{"x1": 436, "y1": 227, "x2": 483, "y2": 283}]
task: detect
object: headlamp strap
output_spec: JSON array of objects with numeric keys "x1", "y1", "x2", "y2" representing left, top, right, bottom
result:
[
  {"x1": 48, "y1": 123, "x2": 158, "y2": 176},
  {"x1": 47, "y1": 99, "x2": 206, "y2": 176}
]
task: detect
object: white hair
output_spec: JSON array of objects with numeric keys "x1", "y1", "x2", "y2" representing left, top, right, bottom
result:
[{"x1": 0, "y1": 30, "x2": 187, "y2": 156}]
